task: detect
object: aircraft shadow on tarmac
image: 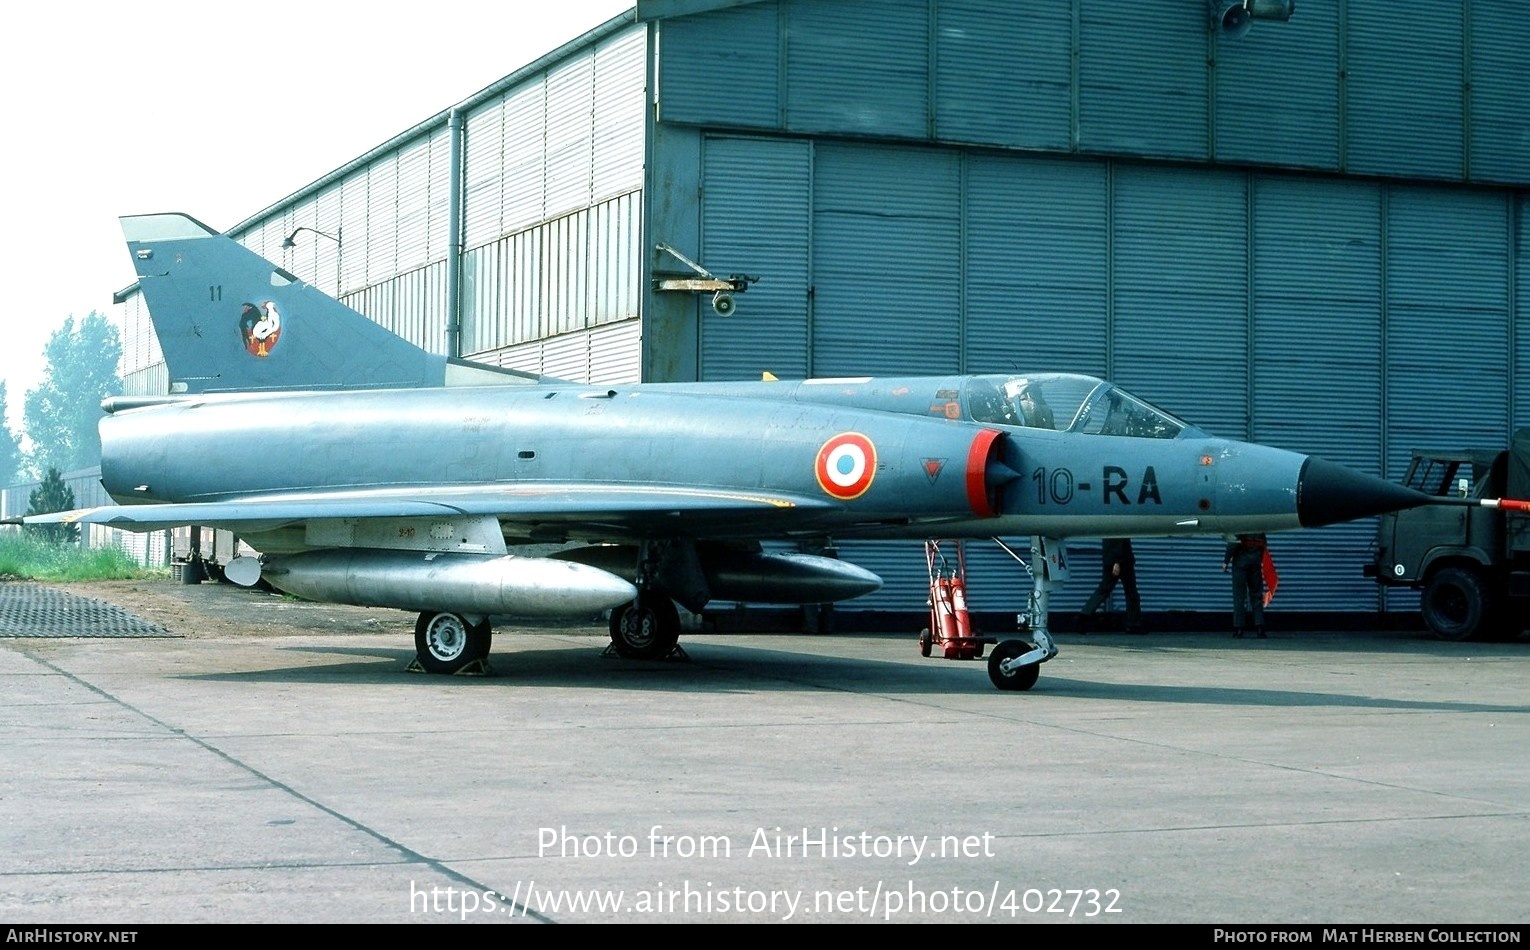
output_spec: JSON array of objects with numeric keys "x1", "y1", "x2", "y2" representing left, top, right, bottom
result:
[{"x1": 170, "y1": 634, "x2": 1530, "y2": 715}]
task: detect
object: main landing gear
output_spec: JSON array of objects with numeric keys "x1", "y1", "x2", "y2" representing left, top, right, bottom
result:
[
  {"x1": 608, "y1": 593, "x2": 682, "y2": 660},
  {"x1": 985, "y1": 536, "x2": 1063, "y2": 692},
  {"x1": 412, "y1": 611, "x2": 493, "y2": 675},
  {"x1": 409, "y1": 595, "x2": 685, "y2": 674},
  {"x1": 606, "y1": 541, "x2": 687, "y2": 661}
]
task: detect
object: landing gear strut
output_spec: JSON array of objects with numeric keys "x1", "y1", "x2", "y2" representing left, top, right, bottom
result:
[
  {"x1": 986, "y1": 536, "x2": 1063, "y2": 691},
  {"x1": 413, "y1": 611, "x2": 492, "y2": 674},
  {"x1": 608, "y1": 542, "x2": 686, "y2": 661}
]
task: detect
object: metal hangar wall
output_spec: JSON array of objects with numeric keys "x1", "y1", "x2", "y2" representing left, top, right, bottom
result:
[
  {"x1": 644, "y1": 0, "x2": 1529, "y2": 617},
  {"x1": 117, "y1": 11, "x2": 650, "y2": 400}
]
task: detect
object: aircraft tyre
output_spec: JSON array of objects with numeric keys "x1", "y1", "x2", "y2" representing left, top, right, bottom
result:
[
  {"x1": 414, "y1": 611, "x2": 491, "y2": 673},
  {"x1": 987, "y1": 639, "x2": 1040, "y2": 691},
  {"x1": 609, "y1": 595, "x2": 680, "y2": 660},
  {"x1": 1421, "y1": 567, "x2": 1493, "y2": 642}
]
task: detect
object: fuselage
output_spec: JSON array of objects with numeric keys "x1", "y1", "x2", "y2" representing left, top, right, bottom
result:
[{"x1": 99, "y1": 372, "x2": 1354, "y2": 546}]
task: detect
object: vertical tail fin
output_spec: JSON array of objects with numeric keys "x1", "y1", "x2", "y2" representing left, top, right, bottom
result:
[{"x1": 122, "y1": 213, "x2": 451, "y2": 394}]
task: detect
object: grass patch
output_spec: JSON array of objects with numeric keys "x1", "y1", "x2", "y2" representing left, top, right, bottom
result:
[{"x1": 0, "y1": 534, "x2": 164, "y2": 582}]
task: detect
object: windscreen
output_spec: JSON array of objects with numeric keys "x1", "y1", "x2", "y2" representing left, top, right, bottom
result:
[{"x1": 965, "y1": 374, "x2": 1190, "y2": 440}]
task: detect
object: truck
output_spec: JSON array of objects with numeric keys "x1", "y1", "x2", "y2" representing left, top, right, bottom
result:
[{"x1": 1367, "y1": 428, "x2": 1530, "y2": 641}]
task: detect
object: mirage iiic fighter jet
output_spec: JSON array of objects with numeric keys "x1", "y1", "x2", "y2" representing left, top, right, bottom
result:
[{"x1": 29, "y1": 213, "x2": 1435, "y2": 691}]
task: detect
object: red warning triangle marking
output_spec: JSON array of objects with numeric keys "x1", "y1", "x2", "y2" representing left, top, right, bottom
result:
[{"x1": 923, "y1": 458, "x2": 946, "y2": 483}]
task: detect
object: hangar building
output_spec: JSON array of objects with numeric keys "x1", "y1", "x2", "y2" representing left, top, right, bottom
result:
[{"x1": 114, "y1": 0, "x2": 1530, "y2": 623}]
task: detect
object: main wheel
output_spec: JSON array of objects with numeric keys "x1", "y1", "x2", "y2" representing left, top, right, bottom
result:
[
  {"x1": 414, "y1": 612, "x2": 491, "y2": 673},
  {"x1": 609, "y1": 595, "x2": 681, "y2": 660},
  {"x1": 1421, "y1": 567, "x2": 1493, "y2": 642},
  {"x1": 987, "y1": 639, "x2": 1040, "y2": 691}
]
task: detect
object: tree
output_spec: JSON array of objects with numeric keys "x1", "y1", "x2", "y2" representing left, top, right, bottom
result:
[
  {"x1": 0, "y1": 383, "x2": 21, "y2": 488},
  {"x1": 23, "y1": 312, "x2": 121, "y2": 476},
  {"x1": 24, "y1": 466, "x2": 79, "y2": 544}
]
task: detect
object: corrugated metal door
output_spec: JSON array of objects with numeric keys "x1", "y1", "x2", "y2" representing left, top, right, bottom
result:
[
  {"x1": 657, "y1": 2, "x2": 780, "y2": 130},
  {"x1": 1518, "y1": 194, "x2": 1529, "y2": 432},
  {"x1": 1381, "y1": 185, "x2": 1513, "y2": 616},
  {"x1": 933, "y1": 1, "x2": 1071, "y2": 152},
  {"x1": 1213, "y1": 1, "x2": 1339, "y2": 171},
  {"x1": 1077, "y1": 1, "x2": 1206, "y2": 160},
  {"x1": 1112, "y1": 165, "x2": 1248, "y2": 434},
  {"x1": 811, "y1": 143, "x2": 961, "y2": 376},
  {"x1": 1346, "y1": 1, "x2": 1464, "y2": 181},
  {"x1": 1252, "y1": 176, "x2": 1384, "y2": 610},
  {"x1": 1384, "y1": 186, "x2": 1512, "y2": 476},
  {"x1": 965, "y1": 155, "x2": 1108, "y2": 373},
  {"x1": 829, "y1": 540, "x2": 934, "y2": 613},
  {"x1": 1469, "y1": 1, "x2": 1530, "y2": 185},
  {"x1": 1110, "y1": 166, "x2": 1247, "y2": 614},
  {"x1": 784, "y1": 0, "x2": 929, "y2": 140},
  {"x1": 699, "y1": 136, "x2": 814, "y2": 380}
]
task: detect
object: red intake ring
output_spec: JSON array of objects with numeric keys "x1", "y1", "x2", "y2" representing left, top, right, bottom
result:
[{"x1": 966, "y1": 428, "x2": 1005, "y2": 518}]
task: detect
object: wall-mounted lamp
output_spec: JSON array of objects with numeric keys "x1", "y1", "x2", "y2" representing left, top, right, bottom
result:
[
  {"x1": 281, "y1": 226, "x2": 342, "y2": 248},
  {"x1": 1210, "y1": 0, "x2": 1295, "y2": 38}
]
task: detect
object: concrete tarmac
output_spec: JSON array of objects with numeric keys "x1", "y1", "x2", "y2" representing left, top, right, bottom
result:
[{"x1": 2, "y1": 616, "x2": 1527, "y2": 924}]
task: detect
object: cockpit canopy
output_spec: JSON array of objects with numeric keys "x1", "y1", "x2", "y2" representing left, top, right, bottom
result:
[{"x1": 964, "y1": 373, "x2": 1194, "y2": 440}]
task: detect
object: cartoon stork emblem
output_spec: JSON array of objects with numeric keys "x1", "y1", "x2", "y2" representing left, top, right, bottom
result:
[{"x1": 238, "y1": 301, "x2": 282, "y2": 358}]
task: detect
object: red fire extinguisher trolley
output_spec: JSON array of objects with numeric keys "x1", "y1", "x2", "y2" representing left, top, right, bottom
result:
[{"x1": 918, "y1": 539, "x2": 994, "y2": 660}]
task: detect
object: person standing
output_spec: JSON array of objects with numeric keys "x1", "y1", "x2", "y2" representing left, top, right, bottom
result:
[
  {"x1": 1076, "y1": 537, "x2": 1144, "y2": 633},
  {"x1": 1223, "y1": 533, "x2": 1271, "y2": 638}
]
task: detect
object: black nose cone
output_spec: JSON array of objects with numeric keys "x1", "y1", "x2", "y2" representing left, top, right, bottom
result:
[{"x1": 1297, "y1": 457, "x2": 1431, "y2": 528}]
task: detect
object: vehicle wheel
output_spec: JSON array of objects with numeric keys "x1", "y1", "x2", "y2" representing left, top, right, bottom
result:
[
  {"x1": 918, "y1": 628, "x2": 933, "y2": 657},
  {"x1": 1421, "y1": 567, "x2": 1493, "y2": 642},
  {"x1": 609, "y1": 595, "x2": 681, "y2": 660},
  {"x1": 414, "y1": 612, "x2": 491, "y2": 674},
  {"x1": 987, "y1": 639, "x2": 1040, "y2": 691}
]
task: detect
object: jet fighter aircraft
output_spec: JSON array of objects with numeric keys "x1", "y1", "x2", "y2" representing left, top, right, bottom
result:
[{"x1": 30, "y1": 213, "x2": 1435, "y2": 690}]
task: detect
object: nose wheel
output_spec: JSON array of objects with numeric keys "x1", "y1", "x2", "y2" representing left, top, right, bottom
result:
[
  {"x1": 982, "y1": 535, "x2": 1062, "y2": 691},
  {"x1": 987, "y1": 639, "x2": 1041, "y2": 691}
]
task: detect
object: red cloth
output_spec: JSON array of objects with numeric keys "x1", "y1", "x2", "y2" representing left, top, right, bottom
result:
[{"x1": 1261, "y1": 549, "x2": 1279, "y2": 607}]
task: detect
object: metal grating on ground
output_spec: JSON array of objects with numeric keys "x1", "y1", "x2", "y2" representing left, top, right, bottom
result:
[{"x1": 0, "y1": 583, "x2": 175, "y2": 638}]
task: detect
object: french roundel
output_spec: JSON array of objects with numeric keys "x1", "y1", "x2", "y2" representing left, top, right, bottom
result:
[{"x1": 815, "y1": 433, "x2": 877, "y2": 500}]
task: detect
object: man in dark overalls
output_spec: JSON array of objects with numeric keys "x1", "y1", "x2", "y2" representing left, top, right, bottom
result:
[
  {"x1": 1076, "y1": 537, "x2": 1144, "y2": 633},
  {"x1": 1224, "y1": 533, "x2": 1269, "y2": 638}
]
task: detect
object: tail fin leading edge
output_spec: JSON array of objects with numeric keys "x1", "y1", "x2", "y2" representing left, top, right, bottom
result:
[{"x1": 122, "y1": 213, "x2": 448, "y2": 394}]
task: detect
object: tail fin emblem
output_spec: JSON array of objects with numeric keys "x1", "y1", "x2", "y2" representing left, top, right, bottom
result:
[{"x1": 239, "y1": 300, "x2": 283, "y2": 358}]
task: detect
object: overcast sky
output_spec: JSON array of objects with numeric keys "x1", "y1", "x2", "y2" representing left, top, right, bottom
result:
[{"x1": 0, "y1": 0, "x2": 632, "y2": 433}]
